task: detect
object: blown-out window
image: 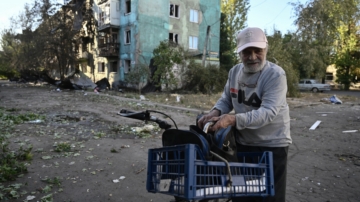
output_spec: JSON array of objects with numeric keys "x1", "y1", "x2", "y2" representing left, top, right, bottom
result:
[
  {"x1": 125, "y1": 0, "x2": 131, "y2": 14},
  {"x1": 170, "y1": 4, "x2": 179, "y2": 18},
  {"x1": 124, "y1": 60, "x2": 131, "y2": 73},
  {"x1": 169, "y1": 33, "x2": 178, "y2": 44},
  {"x1": 125, "y1": 30, "x2": 131, "y2": 44}
]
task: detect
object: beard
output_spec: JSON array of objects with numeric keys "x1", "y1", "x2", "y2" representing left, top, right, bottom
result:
[{"x1": 243, "y1": 57, "x2": 266, "y2": 73}]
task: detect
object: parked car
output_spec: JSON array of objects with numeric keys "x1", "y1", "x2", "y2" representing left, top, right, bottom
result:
[{"x1": 298, "y1": 79, "x2": 331, "y2": 93}]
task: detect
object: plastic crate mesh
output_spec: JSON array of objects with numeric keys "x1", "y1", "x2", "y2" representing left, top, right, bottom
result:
[{"x1": 147, "y1": 144, "x2": 274, "y2": 200}]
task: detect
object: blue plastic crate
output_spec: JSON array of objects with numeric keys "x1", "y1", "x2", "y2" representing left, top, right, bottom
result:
[{"x1": 146, "y1": 144, "x2": 274, "y2": 200}]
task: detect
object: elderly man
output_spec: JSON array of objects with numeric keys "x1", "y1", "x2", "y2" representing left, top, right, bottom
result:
[{"x1": 198, "y1": 27, "x2": 292, "y2": 202}]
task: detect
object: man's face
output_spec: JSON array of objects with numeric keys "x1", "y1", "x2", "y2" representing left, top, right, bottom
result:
[{"x1": 240, "y1": 47, "x2": 267, "y2": 73}]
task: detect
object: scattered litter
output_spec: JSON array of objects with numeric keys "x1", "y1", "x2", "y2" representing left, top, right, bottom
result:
[
  {"x1": 56, "y1": 88, "x2": 61, "y2": 92},
  {"x1": 320, "y1": 98, "x2": 330, "y2": 102},
  {"x1": 309, "y1": 120, "x2": 321, "y2": 130},
  {"x1": 342, "y1": 130, "x2": 358, "y2": 133},
  {"x1": 119, "y1": 176, "x2": 126, "y2": 180},
  {"x1": 113, "y1": 179, "x2": 119, "y2": 183},
  {"x1": 84, "y1": 93, "x2": 87, "y2": 96},
  {"x1": 330, "y1": 95, "x2": 342, "y2": 104},
  {"x1": 315, "y1": 112, "x2": 334, "y2": 114},
  {"x1": 28, "y1": 119, "x2": 43, "y2": 123},
  {"x1": 176, "y1": 95, "x2": 181, "y2": 102},
  {"x1": 26, "y1": 195, "x2": 36, "y2": 201},
  {"x1": 69, "y1": 162, "x2": 75, "y2": 165},
  {"x1": 140, "y1": 95, "x2": 146, "y2": 101},
  {"x1": 132, "y1": 124, "x2": 154, "y2": 133},
  {"x1": 320, "y1": 114, "x2": 327, "y2": 117},
  {"x1": 121, "y1": 145, "x2": 130, "y2": 148}
]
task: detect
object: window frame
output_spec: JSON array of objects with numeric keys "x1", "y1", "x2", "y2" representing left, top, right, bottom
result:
[
  {"x1": 189, "y1": 36, "x2": 198, "y2": 50},
  {"x1": 190, "y1": 9, "x2": 199, "y2": 23},
  {"x1": 124, "y1": 60, "x2": 131, "y2": 73},
  {"x1": 169, "y1": 33, "x2": 179, "y2": 44},
  {"x1": 98, "y1": 62, "x2": 105, "y2": 73},
  {"x1": 170, "y1": 4, "x2": 179, "y2": 18},
  {"x1": 125, "y1": 0, "x2": 131, "y2": 14},
  {"x1": 110, "y1": 61, "x2": 118, "y2": 73},
  {"x1": 125, "y1": 30, "x2": 131, "y2": 44}
]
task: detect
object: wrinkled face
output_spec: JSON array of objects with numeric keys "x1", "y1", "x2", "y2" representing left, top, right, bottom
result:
[{"x1": 240, "y1": 47, "x2": 267, "y2": 73}]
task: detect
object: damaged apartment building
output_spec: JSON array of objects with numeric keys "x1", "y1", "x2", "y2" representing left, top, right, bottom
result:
[{"x1": 76, "y1": 0, "x2": 221, "y2": 90}]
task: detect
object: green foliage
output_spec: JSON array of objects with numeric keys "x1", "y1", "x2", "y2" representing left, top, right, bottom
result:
[
  {"x1": 124, "y1": 63, "x2": 151, "y2": 94},
  {"x1": 266, "y1": 30, "x2": 300, "y2": 97},
  {"x1": 293, "y1": 0, "x2": 360, "y2": 89},
  {"x1": 182, "y1": 60, "x2": 228, "y2": 94},
  {"x1": 220, "y1": 0, "x2": 249, "y2": 71},
  {"x1": 219, "y1": 13, "x2": 238, "y2": 71},
  {"x1": 1, "y1": 0, "x2": 97, "y2": 80},
  {"x1": 41, "y1": 176, "x2": 62, "y2": 187},
  {"x1": 0, "y1": 108, "x2": 39, "y2": 183},
  {"x1": 54, "y1": 142, "x2": 71, "y2": 152},
  {"x1": 152, "y1": 41, "x2": 187, "y2": 91},
  {"x1": 0, "y1": 183, "x2": 24, "y2": 200}
]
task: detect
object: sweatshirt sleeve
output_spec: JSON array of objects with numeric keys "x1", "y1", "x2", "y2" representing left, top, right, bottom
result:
[
  {"x1": 212, "y1": 67, "x2": 236, "y2": 114},
  {"x1": 235, "y1": 69, "x2": 288, "y2": 130}
]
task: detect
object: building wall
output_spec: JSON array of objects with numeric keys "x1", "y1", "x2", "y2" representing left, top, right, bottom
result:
[
  {"x1": 84, "y1": 0, "x2": 221, "y2": 87},
  {"x1": 117, "y1": 0, "x2": 221, "y2": 82}
]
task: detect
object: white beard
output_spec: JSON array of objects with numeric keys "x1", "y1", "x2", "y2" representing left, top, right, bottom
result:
[{"x1": 243, "y1": 57, "x2": 266, "y2": 73}]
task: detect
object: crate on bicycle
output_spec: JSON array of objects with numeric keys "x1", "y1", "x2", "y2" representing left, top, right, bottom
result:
[{"x1": 147, "y1": 144, "x2": 274, "y2": 201}]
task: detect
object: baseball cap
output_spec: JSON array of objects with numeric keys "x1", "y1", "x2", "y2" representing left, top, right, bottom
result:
[{"x1": 236, "y1": 27, "x2": 268, "y2": 53}]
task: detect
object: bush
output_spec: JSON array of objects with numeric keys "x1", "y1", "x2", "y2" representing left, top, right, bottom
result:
[{"x1": 182, "y1": 60, "x2": 227, "y2": 94}]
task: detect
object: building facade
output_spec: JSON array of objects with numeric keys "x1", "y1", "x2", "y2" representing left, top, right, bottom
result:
[{"x1": 83, "y1": 0, "x2": 221, "y2": 87}]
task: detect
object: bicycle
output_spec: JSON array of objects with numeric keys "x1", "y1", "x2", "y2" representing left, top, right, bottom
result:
[{"x1": 118, "y1": 109, "x2": 274, "y2": 202}]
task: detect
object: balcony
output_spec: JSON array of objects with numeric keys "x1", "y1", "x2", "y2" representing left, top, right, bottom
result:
[{"x1": 98, "y1": 42, "x2": 120, "y2": 57}]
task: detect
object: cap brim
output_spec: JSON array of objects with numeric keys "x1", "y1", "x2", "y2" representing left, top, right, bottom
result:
[{"x1": 237, "y1": 42, "x2": 267, "y2": 53}]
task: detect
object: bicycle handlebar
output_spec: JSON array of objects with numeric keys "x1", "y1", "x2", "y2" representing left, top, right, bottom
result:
[{"x1": 118, "y1": 109, "x2": 172, "y2": 130}]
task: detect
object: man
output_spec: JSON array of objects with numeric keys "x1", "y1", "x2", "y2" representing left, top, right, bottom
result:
[{"x1": 198, "y1": 27, "x2": 292, "y2": 202}]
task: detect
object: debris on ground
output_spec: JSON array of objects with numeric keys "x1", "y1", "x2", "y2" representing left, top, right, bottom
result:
[{"x1": 330, "y1": 95, "x2": 342, "y2": 104}]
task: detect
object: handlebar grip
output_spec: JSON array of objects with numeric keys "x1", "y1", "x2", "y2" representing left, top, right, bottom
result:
[
  {"x1": 118, "y1": 109, "x2": 148, "y2": 121},
  {"x1": 118, "y1": 109, "x2": 172, "y2": 130}
]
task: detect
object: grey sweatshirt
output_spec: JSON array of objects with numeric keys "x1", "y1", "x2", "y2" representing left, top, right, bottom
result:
[{"x1": 213, "y1": 61, "x2": 292, "y2": 147}]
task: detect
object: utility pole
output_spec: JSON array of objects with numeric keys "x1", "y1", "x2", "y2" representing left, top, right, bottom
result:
[{"x1": 202, "y1": 26, "x2": 211, "y2": 66}]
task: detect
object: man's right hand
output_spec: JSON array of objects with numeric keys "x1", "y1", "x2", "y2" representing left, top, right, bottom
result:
[{"x1": 197, "y1": 109, "x2": 221, "y2": 130}]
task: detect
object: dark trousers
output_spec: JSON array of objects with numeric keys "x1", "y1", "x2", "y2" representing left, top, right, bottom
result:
[{"x1": 232, "y1": 144, "x2": 289, "y2": 202}]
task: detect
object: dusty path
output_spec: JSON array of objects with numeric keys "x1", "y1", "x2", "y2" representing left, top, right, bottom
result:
[{"x1": 0, "y1": 83, "x2": 360, "y2": 202}]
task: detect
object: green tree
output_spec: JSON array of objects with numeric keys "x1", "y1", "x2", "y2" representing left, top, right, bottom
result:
[
  {"x1": 152, "y1": 41, "x2": 187, "y2": 91},
  {"x1": 293, "y1": 0, "x2": 360, "y2": 89},
  {"x1": 3, "y1": 0, "x2": 96, "y2": 80},
  {"x1": 182, "y1": 59, "x2": 227, "y2": 94},
  {"x1": 266, "y1": 30, "x2": 300, "y2": 97},
  {"x1": 124, "y1": 63, "x2": 151, "y2": 95},
  {"x1": 0, "y1": 29, "x2": 20, "y2": 78},
  {"x1": 220, "y1": 0, "x2": 249, "y2": 71}
]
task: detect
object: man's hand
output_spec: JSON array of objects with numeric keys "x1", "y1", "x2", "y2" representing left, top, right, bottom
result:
[
  {"x1": 208, "y1": 114, "x2": 236, "y2": 132},
  {"x1": 197, "y1": 109, "x2": 221, "y2": 129}
]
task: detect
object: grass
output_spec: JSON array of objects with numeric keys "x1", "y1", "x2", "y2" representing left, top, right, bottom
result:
[{"x1": 0, "y1": 108, "x2": 43, "y2": 199}]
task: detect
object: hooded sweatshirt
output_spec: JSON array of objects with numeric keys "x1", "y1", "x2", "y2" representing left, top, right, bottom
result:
[{"x1": 213, "y1": 61, "x2": 292, "y2": 147}]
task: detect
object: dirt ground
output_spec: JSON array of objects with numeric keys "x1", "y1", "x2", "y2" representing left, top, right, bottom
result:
[{"x1": 0, "y1": 82, "x2": 360, "y2": 202}]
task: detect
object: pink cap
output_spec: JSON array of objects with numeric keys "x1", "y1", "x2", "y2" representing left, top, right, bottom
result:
[{"x1": 236, "y1": 27, "x2": 268, "y2": 53}]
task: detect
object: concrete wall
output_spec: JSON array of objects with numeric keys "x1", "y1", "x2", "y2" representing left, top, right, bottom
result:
[{"x1": 86, "y1": 0, "x2": 221, "y2": 86}]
